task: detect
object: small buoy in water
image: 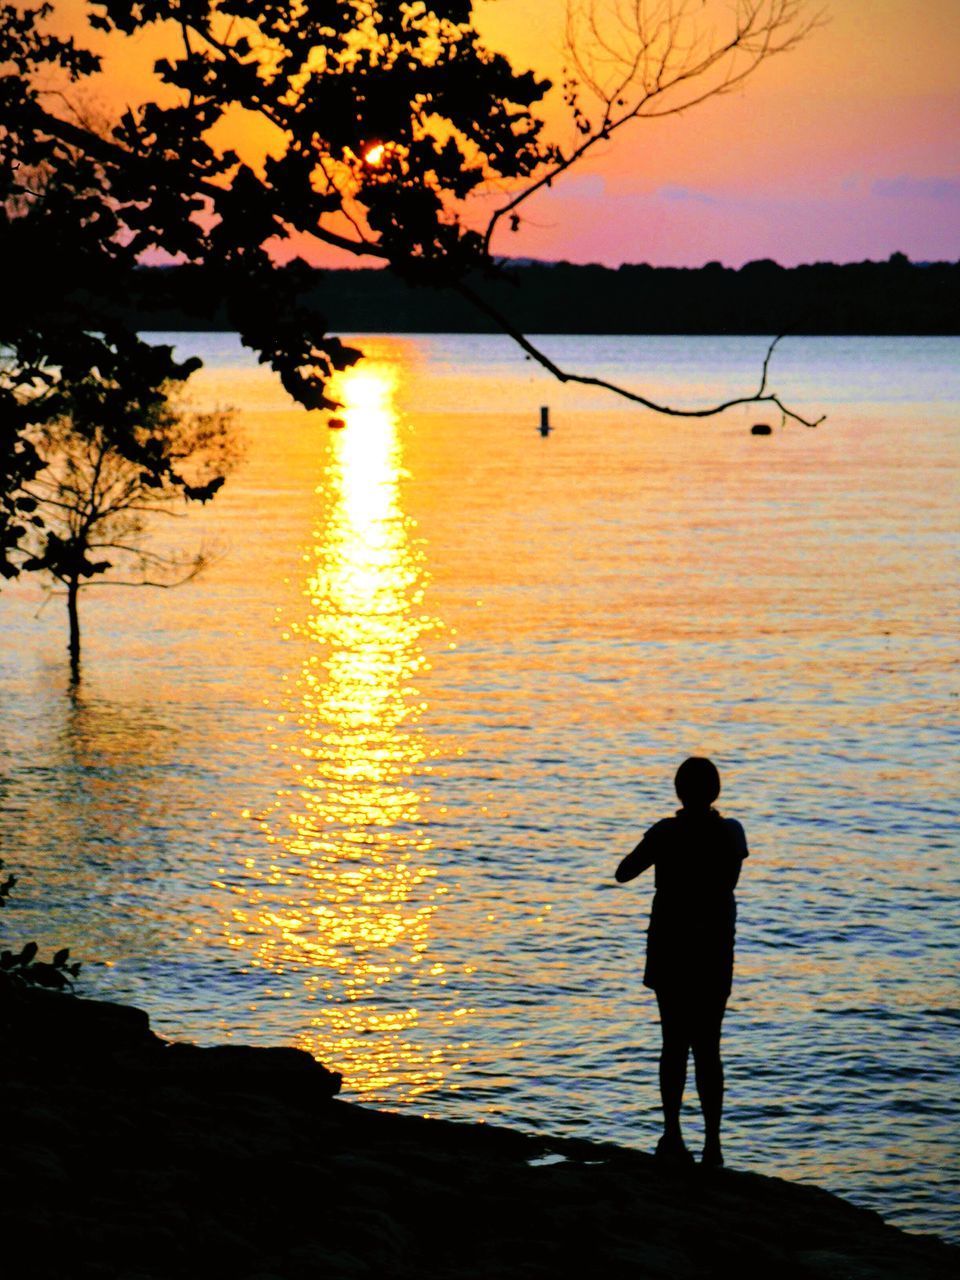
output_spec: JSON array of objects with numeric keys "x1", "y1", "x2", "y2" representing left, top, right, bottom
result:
[
  {"x1": 539, "y1": 405, "x2": 552, "y2": 437},
  {"x1": 751, "y1": 423, "x2": 773, "y2": 435},
  {"x1": 328, "y1": 416, "x2": 346, "y2": 430}
]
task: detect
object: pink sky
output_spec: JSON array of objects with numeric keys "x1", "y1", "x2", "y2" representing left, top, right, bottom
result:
[
  {"x1": 474, "y1": 0, "x2": 960, "y2": 267},
  {"x1": 52, "y1": 0, "x2": 960, "y2": 267}
]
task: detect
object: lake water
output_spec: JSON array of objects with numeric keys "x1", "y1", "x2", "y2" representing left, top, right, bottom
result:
[{"x1": 2, "y1": 333, "x2": 958, "y2": 1242}]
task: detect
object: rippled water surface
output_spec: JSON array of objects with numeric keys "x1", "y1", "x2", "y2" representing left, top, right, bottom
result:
[{"x1": 2, "y1": 334, "x2": 958, "y2": 1241}]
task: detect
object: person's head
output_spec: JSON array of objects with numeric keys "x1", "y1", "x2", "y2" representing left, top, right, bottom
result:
[{"x1": 674, "y1": 756, "x2": 720, "y2": 810}]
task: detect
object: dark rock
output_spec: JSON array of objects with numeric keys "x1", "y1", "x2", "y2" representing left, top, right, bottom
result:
[
  {"x1": 15, "y1": 1144, "x2": 69, "y2": 1186},
  {"x1": 0, "y1": 979, "x2": 157, "y2": 1061},
  {"x1": 158, "y1": 1042, "x2": 342, "y2": 1098},
  {"x1": 751, "y1": 422, "x2": 773, "y2": 434},
  {"x1": 0, "y1": 983, "x2": 341, "y2": 1097},
  {"x1": 1, "y1": 987, "x2": 956, "y2": 1280}
]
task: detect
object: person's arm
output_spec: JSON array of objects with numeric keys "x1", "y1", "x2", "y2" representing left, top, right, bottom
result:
[
  {"x1": 615, "y1": 826, "x2": 658, "y2": 883},
  {"x1": 727, "y1": 819, "x2": 749, "y2": 889}
]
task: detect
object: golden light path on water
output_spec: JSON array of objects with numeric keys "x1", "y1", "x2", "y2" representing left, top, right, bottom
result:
[{"x1": 224, "y1": 356, "x2": 465, "y2": 1098}]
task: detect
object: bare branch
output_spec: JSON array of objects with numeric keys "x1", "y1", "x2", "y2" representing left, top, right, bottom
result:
[
  {"x1": 19, "y1": 488, "x2": 82, "y2": 513},
  {"x1": 105, "y1": 504, "x2": 189, "y2": 519},
  {"x1": 78, "y1": 572, "x2": 203, "y2": 589},
  {"x1": 454, "y1": 281, "x2": 824, "y2": 428},
  {"x1": 86, "y1": 541, "x2": 192, "y2": 563},
  {"x1": 484, "y1": 1, "x2": 822, "y2": 254},
  {"x1": 465, "y1": 2, "x2": 825, "y2": 427}
]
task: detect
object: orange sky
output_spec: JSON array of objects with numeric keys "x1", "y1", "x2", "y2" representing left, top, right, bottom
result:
[{"x1": 48, "y1": 0, "x2": 960, "y2": 265}]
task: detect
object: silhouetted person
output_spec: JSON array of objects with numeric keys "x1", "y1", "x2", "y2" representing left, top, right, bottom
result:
[{"x1": 615, "y1": 757, "x2": 748, "y2": 1167}]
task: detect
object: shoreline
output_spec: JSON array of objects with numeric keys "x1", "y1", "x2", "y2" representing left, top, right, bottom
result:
[{"x1": 3, "y1": 984, "x2": 957, "y2": 1279}]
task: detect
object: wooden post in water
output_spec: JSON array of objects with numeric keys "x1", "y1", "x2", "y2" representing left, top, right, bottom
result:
[{"x1": 539, "y1": 406, "x2": 551, "y2": 437}]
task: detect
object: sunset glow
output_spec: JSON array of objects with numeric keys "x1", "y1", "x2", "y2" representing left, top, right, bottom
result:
[
  {"x1": 223, "y1": 356, "x2": 463, "y2": 1097},
  {"x1": 46, "y1": 0, "x2": 960, "y2": 266},
  {"x1": 5, "y1": 0, "x2": 960, "y2": 1256}
]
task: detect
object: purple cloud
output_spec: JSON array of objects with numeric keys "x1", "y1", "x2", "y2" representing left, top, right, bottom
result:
[
  {"x1": 657, "y1": 185, "x2": 720, "y2": 206},
  {"x1": 872, "y1": 176, "x2": 960, "y2": 201}
]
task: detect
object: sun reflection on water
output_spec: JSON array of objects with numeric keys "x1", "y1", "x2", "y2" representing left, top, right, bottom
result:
[{"x1": 226, "y1": 356, "x2": 456, "y2": 1097}]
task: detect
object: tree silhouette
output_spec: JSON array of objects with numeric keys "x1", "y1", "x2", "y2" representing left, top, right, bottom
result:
[
  {"x1": 1, "y1": 98, "x2": 239, "y2": 585},
  {"x1": 1, "y1": 1, "x2": 819, "y2": 578},
  {"x1": 11, "y1": 353, "x2": 236, "y2": 678},
  {"x1": 1, "y1": 139, "x2": 235, "y2": 669}
]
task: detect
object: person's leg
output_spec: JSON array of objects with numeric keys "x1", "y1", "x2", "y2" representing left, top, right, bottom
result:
[
  {"x1": 691, "y1": 995, "x2": 727, "y2": 1166},
  {"x1": 656, "y1": 991, "x2": 691, "y2": 1154}
]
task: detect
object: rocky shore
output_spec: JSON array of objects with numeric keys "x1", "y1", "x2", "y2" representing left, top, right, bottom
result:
[{"x1": 2, "y1": 983, "x2": 956, "y2": 1280}]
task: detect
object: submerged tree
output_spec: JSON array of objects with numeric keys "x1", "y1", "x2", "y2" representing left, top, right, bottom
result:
[
  {"x1": 13, "y1": 368, "x2": 236, "y2": 676},
  {"x1": 1, "y1": 0, "x2": 820, "y2": 579}
]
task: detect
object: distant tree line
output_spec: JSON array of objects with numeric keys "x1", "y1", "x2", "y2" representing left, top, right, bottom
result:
[{"x1": 117, "y1": 254, "x2": 959, "y2": 336}]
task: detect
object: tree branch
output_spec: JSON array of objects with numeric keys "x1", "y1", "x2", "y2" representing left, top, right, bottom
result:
[
  {"x1": 19, "y1": 96, "x2": 384, "y2": 261},
  {"x1": 484, "y1": 1, "x2": 820, "y2": 253},
  {"x1": 78, "y1": 571, "x2": 203, "y2": 589},
  {"x1": 176, "y1": 13, "x2": 381, "y2": 252},
  {"x1": 454, "y1": 281, "x2": 824, "y2": 427},
  {"x1": 86, "y1": 541, "x2": 188, "y2": 562}
]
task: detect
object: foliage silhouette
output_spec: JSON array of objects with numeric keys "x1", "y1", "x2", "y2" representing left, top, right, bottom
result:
[
  {"x1": 0, "y1": 136, "x2": 235, "y2": 587},
  {"x1": 2, "y1": 142, "x2": 237, "y2": 671},
  {"x1": 0, "y1": 858, "x2": 81, "y2": 991},
  {"x1": 1, "y1": 1, "x2": 818, "y2": 578}
]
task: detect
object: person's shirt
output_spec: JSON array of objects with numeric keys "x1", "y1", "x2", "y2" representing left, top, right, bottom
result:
[{"x1": 616, "y1": 808, "x2": 748, "y2": 901}]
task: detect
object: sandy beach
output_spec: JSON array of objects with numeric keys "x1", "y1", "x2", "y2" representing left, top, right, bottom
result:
[{"x1": 2, "y1": 982, "x2": 956, "y2": 1280}]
